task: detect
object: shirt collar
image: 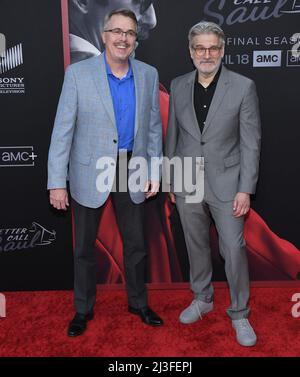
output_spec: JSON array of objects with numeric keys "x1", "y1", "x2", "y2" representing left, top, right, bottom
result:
[{"x1": 104, "y1": 51, "x2": 133, "y2": 79}]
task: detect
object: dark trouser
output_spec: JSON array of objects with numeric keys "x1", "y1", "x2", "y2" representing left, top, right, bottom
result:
[{"x1": 72, "y1": 160, "x2": 147, "y2": 315}]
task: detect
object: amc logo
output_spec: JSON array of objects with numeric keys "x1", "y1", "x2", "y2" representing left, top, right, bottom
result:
[
  {"x1": 0, "y1": 146, "x2": 37, "y2": 167},
  {"x1": 287, "y1": 50, "x2": 300, "y2": 67},
  {"x1": 253, "y1": 50, "x2": 282, "y2": 67}
]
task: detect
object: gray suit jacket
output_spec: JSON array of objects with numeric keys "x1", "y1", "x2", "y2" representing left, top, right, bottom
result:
[
  {"x1": 165, "y1": 65, "x2": 261, "y2": 202},
  {"x1": 47, "y1": 54, "x2": 162, "y2": 208}
]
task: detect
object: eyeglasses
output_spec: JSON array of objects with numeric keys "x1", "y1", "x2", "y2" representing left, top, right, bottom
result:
[
  {"x1": 192, "y1": 46, "x2": 222, "y2": 57},
  {"x1": 104, "y1": 28, "x2": 137, "y2": 39}
]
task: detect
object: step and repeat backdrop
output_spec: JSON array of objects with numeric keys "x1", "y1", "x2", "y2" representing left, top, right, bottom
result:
[
  {"x1": 1, "y1": 0, "x2": 300, "y2": 291},
  {"x1": 0, "y1": 0, "x2": 74, "y2": 290}
]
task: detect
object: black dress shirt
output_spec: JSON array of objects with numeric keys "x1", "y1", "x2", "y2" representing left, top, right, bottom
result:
[{"x1": 194, "y1": 66, "x2": 222, "y2": 134}]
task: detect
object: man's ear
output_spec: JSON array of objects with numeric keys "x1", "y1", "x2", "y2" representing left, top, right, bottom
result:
[{"x1": 71, "y1": 0, "x2": 90, "y2": 15}]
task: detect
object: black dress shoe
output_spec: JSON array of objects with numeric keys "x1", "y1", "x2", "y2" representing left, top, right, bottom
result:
[
  {"x1": 67, "y1": 311, "x2": 94, "y2": 337},
  {"x1": 128, "y1": 306, "x2": 164, "y2": 326}
]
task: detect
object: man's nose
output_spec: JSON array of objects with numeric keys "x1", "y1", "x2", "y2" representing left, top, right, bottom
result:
[{"x1": 120, "y1": 32, "x2": 127, "y2": 41}]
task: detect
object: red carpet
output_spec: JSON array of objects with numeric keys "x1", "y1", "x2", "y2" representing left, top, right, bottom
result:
[{"x1": 0, "y1": 285, "x2": 300, "y2": 357}]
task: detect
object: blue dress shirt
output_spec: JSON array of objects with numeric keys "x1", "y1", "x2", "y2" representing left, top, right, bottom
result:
[{"x1": 104, "y1": 53, "x2": 136, "y2": 151}]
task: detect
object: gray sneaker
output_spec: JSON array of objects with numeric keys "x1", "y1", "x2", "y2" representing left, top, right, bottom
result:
[
  {"x1": 232, "y1": 318, "x2": 257, "y2": 347},
  {"x1": 179, "y1": 299, "x2": 213, "y2": 324}
]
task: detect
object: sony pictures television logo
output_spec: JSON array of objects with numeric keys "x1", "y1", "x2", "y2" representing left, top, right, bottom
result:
[
  {"x1": 0, "y1": 33, "x2": 25, "y2": 95},
  {"x1": 0, "y1": 146, "x2": 37, "y2": 167}
]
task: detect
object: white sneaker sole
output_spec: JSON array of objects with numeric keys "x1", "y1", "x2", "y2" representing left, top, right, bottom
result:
[
  {"x1": 232, "y1": 323, "x2": 257, "y2": 347},
  {"x1": 236, "y1": 338, "x2": 257, "y2": 347}
]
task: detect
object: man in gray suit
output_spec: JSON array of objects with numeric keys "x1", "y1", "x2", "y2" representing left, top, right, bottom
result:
[
  {"x1": 48, "y1": 9, "x2": 163, "y2": 336},
  {"x1": 165, "y1": 21, "x2": 261, "y2": 347}
]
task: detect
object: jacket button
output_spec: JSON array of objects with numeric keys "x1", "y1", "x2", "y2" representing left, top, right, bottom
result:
[
  {"x1": 113, "y1": 139, "x2": 117, "y2": 144},
  {"x1": 201, "y1": 142, "x2": 206, "y2": 145}
]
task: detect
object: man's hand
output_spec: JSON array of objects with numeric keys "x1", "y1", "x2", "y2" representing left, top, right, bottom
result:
[
  {"x1": 233, "y1": 192, "x2": 250, "y2": 217},
  {"x1": 144, "y1": 180, "x2": 160, "y2": 199},
  {"x1": 168, "y1": 192, "x2": 176, "y2": 204},
  {"x1": 49, "y1": 188, "x2": 69, "y2": 210}
]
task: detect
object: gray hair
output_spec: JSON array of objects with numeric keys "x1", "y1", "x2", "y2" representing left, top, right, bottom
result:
[
  {"x1": 103, "y1": 8, "x2": 138, "y2": 30},
  {"x1": 188, "y1": 21, "x2": 225, "y2": 47}
]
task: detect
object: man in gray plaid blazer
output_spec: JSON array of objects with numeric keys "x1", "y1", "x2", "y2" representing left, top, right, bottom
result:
[{"x1": 48, "y1": 9, "x2": 163, "y2": 336}]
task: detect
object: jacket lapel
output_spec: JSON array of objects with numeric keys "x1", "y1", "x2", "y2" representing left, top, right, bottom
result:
[
  {"x1": 90, "y1": 54, "x2": 116, "y2": 129},
  {"x1": 130, "y1": 57, "x2": 144, "y2": 136},
  {"x1": 184, "y1": 70, "x2": 201, "y2": 141},
  {"x1": 202, "y1": 65, "x2": 230, "y2": 136}
]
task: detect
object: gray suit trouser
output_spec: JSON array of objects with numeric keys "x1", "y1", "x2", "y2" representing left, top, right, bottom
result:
[{"x1": 175, "y1": 176, "x2": 250, "y2": 320}]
